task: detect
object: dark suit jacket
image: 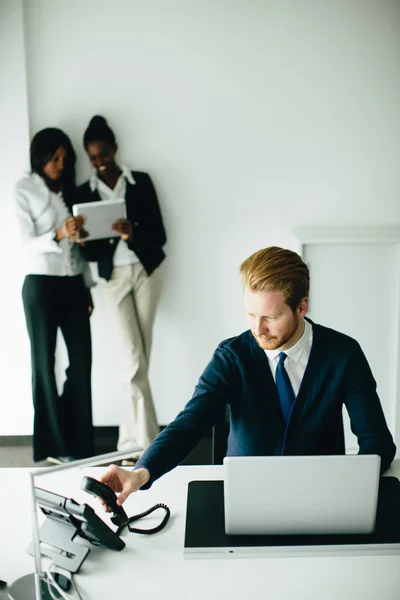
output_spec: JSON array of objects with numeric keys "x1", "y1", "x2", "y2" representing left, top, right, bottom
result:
[
  {"x1": 136, "y1": 319, "x2": 396, "y2": 485},
  {"x1": 76, "y1": 171, "x2": 166, "y2": 280}
]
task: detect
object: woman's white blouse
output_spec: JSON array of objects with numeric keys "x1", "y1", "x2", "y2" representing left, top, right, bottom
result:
[{"x1": 14, "y1": 173, "x2": 94, "y2": 287}]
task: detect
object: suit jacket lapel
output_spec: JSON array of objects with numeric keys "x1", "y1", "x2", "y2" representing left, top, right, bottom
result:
[
  {"x1": 293, "y1": 320, "x2": 325, "y2": 419},
  {"x1": 248, "y1": 333, "x2": 286, "y2": 425},
  {"x1": 87, "y1": 187, "x2": 101, "y2": 203},
  {"x1": 247, "y1": 321, "x2": 326, "y2": 425},
  {"x1": 125, "y1": 181, "x2": 138, "y2": 222}
]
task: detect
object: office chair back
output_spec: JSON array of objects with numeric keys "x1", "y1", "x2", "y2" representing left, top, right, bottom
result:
[{"x1": 212, "y1": 405, "x2": 230, "y2": 464}]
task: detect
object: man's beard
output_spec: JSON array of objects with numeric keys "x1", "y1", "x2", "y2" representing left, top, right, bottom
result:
[{"x1": 252, "y1": 320, "x2": 299, "y2": 351}]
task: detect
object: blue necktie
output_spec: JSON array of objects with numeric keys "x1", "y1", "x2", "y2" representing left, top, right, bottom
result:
[{"x1": 275, "y1": 352, "x2": 295, "y2": 423}]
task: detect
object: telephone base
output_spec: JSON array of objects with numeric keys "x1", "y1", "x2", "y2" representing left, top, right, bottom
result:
[{"x1": 28, "y1": 518, "x2": 89, "y2": 573}]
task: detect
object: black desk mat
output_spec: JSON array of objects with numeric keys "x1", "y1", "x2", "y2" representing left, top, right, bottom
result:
[{"x1": 184, "y1": 477, "x2": 400, "y2": 550}]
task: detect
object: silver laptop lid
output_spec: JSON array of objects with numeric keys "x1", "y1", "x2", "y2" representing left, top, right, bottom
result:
[{"x1": 223, "y1": 455, "x2": 381, "y2": 535}]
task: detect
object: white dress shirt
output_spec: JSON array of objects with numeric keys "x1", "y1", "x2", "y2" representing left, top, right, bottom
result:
[
  {"x1": 14, "y1": 173, "x2": 94, "y2": 287},
  {"x1": 89, "y1": 165, "x2": 139, "y2": 267},
  {"x1": 264, "y1": 319, "x2": 313, "y2": 397}
]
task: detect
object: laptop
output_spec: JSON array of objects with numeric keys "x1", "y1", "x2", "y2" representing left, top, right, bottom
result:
[{"x1": 223, "y1": 455, "x2": 381, "y2": 535}]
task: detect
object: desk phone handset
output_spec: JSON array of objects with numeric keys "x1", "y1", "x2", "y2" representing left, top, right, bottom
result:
[
  {"x1": 27, "y1": 475, "x2": 171, "y2": 576},
  {"x1": 81, "y1": 476, "x2": 128, "y2": 527},
  {"x1": 81, "y1": 476, "x2": 171, "y2": 536}
]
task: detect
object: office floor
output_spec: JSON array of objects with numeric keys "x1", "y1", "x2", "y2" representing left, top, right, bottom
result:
[{"x1": 0, "y1": 428, "x2": 212, "y2": 467}]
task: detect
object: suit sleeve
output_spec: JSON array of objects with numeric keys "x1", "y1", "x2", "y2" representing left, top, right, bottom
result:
[
  {"x1": 127, "y1": 173, "x2": 166, "y2": 253},
  {"x1": 344, "y1": 343, "x2": 396, "y2": 473},
  {"x1": 135, "y1": 345, "x2": 238, "y2": 486}
]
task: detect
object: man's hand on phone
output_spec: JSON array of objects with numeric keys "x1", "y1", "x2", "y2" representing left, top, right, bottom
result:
[{"x1": 97, "y1": 464, "x2": 150, "y2": 510}]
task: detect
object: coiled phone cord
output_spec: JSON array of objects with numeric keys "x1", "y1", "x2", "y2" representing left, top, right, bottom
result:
[{"x1": 116, "y1": 503, "x2": 171, "y2": 536}]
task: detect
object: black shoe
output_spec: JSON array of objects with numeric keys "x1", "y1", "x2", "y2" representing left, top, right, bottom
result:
[{"x1": 47, "y1": 456, "x2": 77, "y2": 465}]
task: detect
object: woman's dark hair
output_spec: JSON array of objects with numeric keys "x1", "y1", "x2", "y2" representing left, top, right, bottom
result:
[
  {"x1": 30, "y1": 128, "x2": 76, "y2": 207},
  {"x1": 83, "y1": 115, "x2": 116, "y2": 148}
]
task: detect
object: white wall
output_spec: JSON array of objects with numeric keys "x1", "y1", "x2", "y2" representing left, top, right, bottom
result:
[
  {"x1": 0, "y1": 0, "x2": 32, "y2": 433},
  {"x1": 304, "y1": 239, "x2": 400, "y2": 451},
  {"x1": 1, "y1": 0, "x2": 399, "y2": 433}
]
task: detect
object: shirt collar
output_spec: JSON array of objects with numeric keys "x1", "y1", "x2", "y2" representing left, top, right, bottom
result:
[
  {"x1": 264, "y1": 318, "x2": 312, "y2": 363},
  {"x1": 31, "y1": 172, "x2": 45, "y2": 187},
  {"x1": 30, "y1": 172, "x2": 62, "y2": 196},
  {"x1": 89, "y1": 165, "x2": 136, "y2": 192}
]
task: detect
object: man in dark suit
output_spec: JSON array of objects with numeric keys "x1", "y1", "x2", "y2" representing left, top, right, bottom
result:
[{"x1": 97, "y1": 246, "x2": 396, "y2": 505}]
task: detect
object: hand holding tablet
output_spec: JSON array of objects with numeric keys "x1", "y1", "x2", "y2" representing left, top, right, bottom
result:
[
  {"x1": 111, "y1": 218, "x2": 133, "y2": 241},
  {"x1": 72, "y1": 199, "x2": 127, "y2": 241}
]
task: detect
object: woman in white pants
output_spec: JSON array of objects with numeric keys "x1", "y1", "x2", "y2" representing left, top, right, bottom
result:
[{"x1": 77, "y1": 116, "x2": 167, "y2": 464}]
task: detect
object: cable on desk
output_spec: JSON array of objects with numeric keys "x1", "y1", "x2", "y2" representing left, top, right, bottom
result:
[
  {"x1": 46, "y1": 563, "x2": 83, "y2": 600},
  {"x1": 116, "y1": 503, "x2": 171, "y2": 536}
]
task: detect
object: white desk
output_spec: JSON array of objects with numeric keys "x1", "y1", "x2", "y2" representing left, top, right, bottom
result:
[{"x1": 1, "y1": 462, "x2": 400, "y2": 600}]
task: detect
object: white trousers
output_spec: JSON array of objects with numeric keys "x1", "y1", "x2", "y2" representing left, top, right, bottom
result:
[{"x1": 99, "y1": 263, "x2": 161, "y2": 455}]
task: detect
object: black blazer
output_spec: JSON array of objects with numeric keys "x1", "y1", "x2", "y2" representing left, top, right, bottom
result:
[
  {"x1": 76, "y1": 171, "x2": 166, "y2": 280},
  {"x1": 136, "y1": 320, "x2": 396, "y2": 486}
]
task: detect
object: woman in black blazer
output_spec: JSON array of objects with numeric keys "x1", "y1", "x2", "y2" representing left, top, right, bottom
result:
[{"x1": 77, "y1": 116, "x2": 166, "y2": 464}]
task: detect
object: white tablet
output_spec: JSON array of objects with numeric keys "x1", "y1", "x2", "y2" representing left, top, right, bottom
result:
[{"x1": 72, "y1": 199, "x2": 126, "y2": 241}]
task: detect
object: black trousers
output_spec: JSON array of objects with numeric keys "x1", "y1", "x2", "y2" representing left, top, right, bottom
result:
[{"x1": 22, "y1": 274, "x2": 94, "y2": 462}]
